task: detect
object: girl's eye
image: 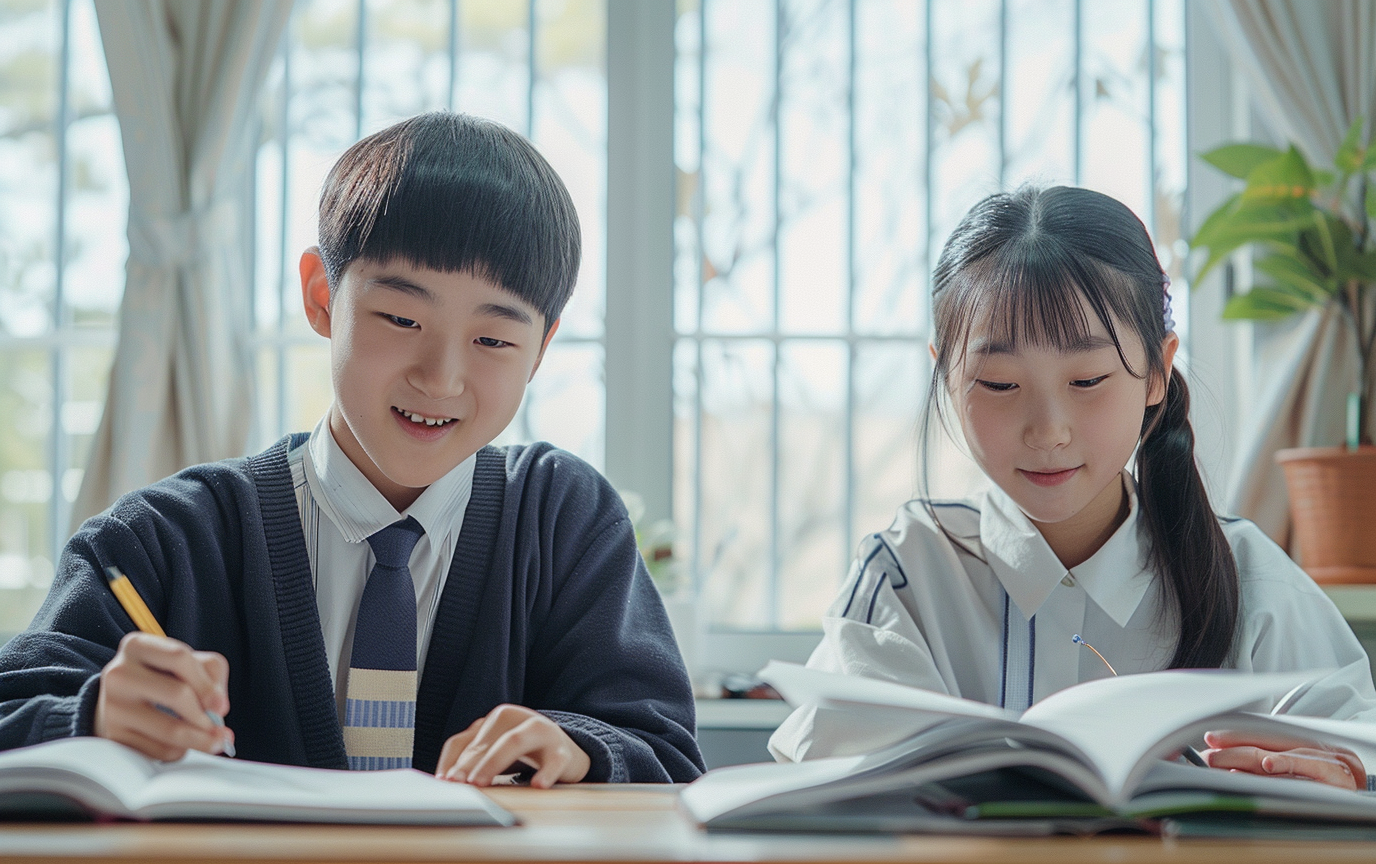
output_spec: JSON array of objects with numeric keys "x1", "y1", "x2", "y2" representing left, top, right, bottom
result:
[
  {"x1": 475, "y1": 337, "x2": 510, "y2": 348},
  {"x1": 976, "y1": 380, "x2": 1017, "y2": 392},
  {"x1": 385, "y1": 314, "x2": 418, "y2": 329},
  {"x1": 1071, "y1": 375, "x2": 1110, "y2": 388}
]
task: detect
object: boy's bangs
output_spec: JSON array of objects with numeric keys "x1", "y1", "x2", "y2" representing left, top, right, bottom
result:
[
  {"x1": 319, "y1": 113, "x2": 580, "y2": 329},
  {"x1": 944, "y1": 243, "x2": 1142, "y2": 378}
]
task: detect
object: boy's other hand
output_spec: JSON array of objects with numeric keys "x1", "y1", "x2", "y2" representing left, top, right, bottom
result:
[
  {"x1": 94, "y1": 632, "x2": 234, "y2": 762},
  {"x1": 1202, "y1": 729, "x2": 1366, "y2": 791},
  {"x1": 437, "y1": 704, "x2": 590, "y2": 788}
]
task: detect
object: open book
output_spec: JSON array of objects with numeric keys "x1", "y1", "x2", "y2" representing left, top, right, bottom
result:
[
  {"x1": 681, "y1": 662, "x2": 1376, "y2": 834},
  {"x1": 0, "y1": 737, "x2": 516, "y2": 825}
]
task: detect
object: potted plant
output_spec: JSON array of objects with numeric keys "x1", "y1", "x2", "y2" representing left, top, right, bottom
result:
[{"x1": 1192, "y1": 119, "x2": 1376, "y2": 583}]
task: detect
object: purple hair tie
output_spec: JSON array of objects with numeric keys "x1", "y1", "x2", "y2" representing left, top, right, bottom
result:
[{"x1": 1162, "y1": 273, "x2": 1175, "y2": 333}]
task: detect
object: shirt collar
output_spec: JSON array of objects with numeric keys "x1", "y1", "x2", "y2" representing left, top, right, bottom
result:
[
  {"x1": 303, "y1": 414, "x2": 476, "y2": 548},
  {"x1": 979, "y1": 471, "x2": 1151, "y2": 627}
]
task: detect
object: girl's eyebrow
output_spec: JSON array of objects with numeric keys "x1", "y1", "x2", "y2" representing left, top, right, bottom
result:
[{"x1": 971, "y1": 334, "x2": 1117, "y2": 355}]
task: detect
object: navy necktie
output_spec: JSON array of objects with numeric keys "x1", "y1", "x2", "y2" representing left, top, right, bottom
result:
[{"x1": 342, "y1": 516, "x2": 424, "y2": 770}]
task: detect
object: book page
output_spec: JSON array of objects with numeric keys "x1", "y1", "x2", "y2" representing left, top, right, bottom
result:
[
  {"x1": 135, "y1": 751, "x2": 514, "y2": 825},
  {"x1": 1019, "y1": 669, "x2": 1317, "y2": 802},
  {"x1": 760, "y1": 661, "x2": 1013, "y2": 723},
  {"x1": 0, "y1": 737, "x2": 159, "y2": 816}
]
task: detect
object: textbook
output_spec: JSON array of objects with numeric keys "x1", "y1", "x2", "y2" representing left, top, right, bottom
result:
[
  {"x1": 0, "y1": 737, "x2": 516, "y2": 825},
  {"x1": 681, "y1": 662, "x2": 1376, "y2": 834}
]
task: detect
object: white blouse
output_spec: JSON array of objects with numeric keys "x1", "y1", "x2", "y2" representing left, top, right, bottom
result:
[{"x1": 769, "y1": 474, "x2": 1376, "y2": 762}]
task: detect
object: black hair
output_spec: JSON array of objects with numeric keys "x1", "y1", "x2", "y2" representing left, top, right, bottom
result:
[
  {"x1": 317, "y1": 111, "x2": 580, "y2": 333},
  {"x1": 924, "y1": 185, "x2": 1239, "y2": 669}
]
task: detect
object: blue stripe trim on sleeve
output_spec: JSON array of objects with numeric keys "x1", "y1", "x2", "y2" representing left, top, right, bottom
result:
[
  {"x1": 1027, "y1": 614, "x2": 1036, "y2": 708},
  {"x1": 999, "y1": 592, "x2": 1009, "y2": 710},
  {"x1": 865, "y1": 572, "x2": 889, "y2": 625},
  {"x1": 873, "y1": 536, "x2": 909, "y2": 589},
  {"x1": 841, "y1": 538, "x2": 887, "y2": 619}
]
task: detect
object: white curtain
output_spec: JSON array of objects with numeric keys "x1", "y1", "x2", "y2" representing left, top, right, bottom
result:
[
  {"x1": 73, "y1": 0, "x2": 291, "y2": 528},
  {"x1": 1207, "y1": 0, "x2": 1376, "y2": 548}
]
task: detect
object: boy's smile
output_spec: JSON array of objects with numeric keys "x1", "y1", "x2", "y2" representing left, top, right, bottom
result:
[{"x1": 301, "y1": 251, "x2": 558, "y2": 511}]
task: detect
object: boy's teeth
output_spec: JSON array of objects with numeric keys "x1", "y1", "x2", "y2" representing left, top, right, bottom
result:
[{"x1": 401, "y1": 409, "x2": 451, "y2": 426}]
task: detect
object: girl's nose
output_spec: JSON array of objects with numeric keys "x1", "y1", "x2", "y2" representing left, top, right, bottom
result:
[{"x1": 1024, "y1": 404, "x2": 1071, "y2": 451}]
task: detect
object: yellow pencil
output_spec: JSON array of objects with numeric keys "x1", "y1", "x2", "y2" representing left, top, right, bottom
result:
[{"x1": 102, "y1": 566, "x2": 235, "y2": 758}]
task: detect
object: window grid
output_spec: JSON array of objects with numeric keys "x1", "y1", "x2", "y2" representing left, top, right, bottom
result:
[
  {"x1": 677, "y1": 0, "x2": 1186, "y2": 631},
  {"x1": 252, "y1": 0, "x2": 605, "y2": 455}
]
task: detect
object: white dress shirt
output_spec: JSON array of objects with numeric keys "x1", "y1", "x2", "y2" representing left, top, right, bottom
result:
[
  {"x1": 769, "y1": 472, "x2": 1376, "y2": 762},
  {"x1": 287, "y1": 416, "x2": 475, "y2": 723}
]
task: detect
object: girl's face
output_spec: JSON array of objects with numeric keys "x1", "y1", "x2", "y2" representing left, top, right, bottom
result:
[{"x1": 945, "y1": 292, "x2": 1177, "y2": 533}]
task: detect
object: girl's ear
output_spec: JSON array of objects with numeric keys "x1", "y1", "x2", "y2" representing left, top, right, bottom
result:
[
  {"x1": 928, "y1": 342, "x2": 937, "y2": 362},
  {"x1": 1147, "y1": 331, "x2": 1180, "y2": 406}
]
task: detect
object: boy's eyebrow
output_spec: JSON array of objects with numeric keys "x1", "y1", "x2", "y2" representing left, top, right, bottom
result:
[
  {"x1": 476, "y1": 302, "x2": 534, "y2": 326},
  {"x1": 972, "y1": 334, "x2": 1117, "y2": 355},
  {"x1": 368, "y1": 275, "x2": 437, "y2": 303}
]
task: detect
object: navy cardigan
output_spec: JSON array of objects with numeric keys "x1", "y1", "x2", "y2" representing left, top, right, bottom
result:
[{"x1": 0, "y1": 437, "x2": 704, "y2": 782}]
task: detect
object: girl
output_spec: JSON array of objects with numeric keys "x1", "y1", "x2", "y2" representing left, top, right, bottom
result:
[{"x1": 769, "y1": 186, "x2": 1376, "y2": 790}]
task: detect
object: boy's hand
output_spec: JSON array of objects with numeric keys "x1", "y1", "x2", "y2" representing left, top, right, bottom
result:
[
  {"x1": 94, "y1": 632, "x2": 234, "y2": 762},
  {"x1": 436, "y1": 704, "x2": 590, "y2": 788},
  {"x1": 1202, "y1": 729, "x2": 1366, "y2": 791}
]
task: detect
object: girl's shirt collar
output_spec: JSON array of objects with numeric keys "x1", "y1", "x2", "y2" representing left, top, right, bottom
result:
[{"x1": 979, "y1": 471, "x2": 1153, "y2": 628}]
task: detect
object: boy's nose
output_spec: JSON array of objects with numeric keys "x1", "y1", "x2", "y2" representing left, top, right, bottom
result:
[{"x1": 410, "y1": 340, "x2": 467, "y2": 398}]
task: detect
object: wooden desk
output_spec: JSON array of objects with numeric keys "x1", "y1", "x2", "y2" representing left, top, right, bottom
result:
[{"x1": 2, "y1": 785, "x2": 1374, "y2": 864}]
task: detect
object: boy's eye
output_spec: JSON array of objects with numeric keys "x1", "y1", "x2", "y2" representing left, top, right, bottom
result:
[
  {"x1": 976, "y1": 380, "x2": 1017, "y2": 392},
  {"x1": 1071, "y1": 375, "x2": 1110, "y2": 388},
  {"x1": 475, "y1": 337, "x2": 510, "y2": 348},
  {"x1": 384, "y1": 314, "x2": 418, "y2": 328}
]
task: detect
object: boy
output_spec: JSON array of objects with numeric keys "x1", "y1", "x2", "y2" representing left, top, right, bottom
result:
[{"x1": 0, "y1": 113, "x2": 704, "y2": 786}]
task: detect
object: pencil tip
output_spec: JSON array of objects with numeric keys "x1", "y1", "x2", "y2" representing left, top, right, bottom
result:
[{"x1": 103, "y1": 565, "x2": 124, "y2": 584}]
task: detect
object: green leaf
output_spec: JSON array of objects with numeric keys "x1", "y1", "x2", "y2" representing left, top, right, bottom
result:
[
  {"x1": 1222, "y1": 288, "x2": 1314, "y2": 320},
  {"x1": 1253, "y1": 253, "x2": 1335, "y2": 303},
  {"x1": 1241, "y1": 146, "x2": 1315, "y2": 203},
  {"x1": 1335, "y1": 117, "x2": 1367, "y2": 173},
  {"x1": 1190, "y1": 197, "x2": 1314, "y2": 283},
  {"x1": 1313, "y1": 168, "x2": 1336, "y2": 188},
  {"x1": 1201, "y1": 143, "x2": 1284, "y2": 179}
]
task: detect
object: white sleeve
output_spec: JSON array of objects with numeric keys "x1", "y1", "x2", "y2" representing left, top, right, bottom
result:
[
  {"x1": 768, "y1": 536, "x2": 950, "y2": 762},
  {"x1": 1230, "y1": 521, "x2": 1376, "y2": 723}
]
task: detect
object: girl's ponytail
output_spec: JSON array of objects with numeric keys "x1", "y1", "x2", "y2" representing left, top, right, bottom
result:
[{"x1": 1137, "y1": 367, "x2": 1239, "y2": 668}]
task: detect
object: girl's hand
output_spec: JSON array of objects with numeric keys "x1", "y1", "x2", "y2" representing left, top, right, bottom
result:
[
  {"x1": 1201, "y1": 729, "x2": 1366, "y2": 791},
  {"x1": 436, "y1": 704, "x2": 590, "y2": 788}
]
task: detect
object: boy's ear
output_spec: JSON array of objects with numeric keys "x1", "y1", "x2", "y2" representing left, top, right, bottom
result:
[
  {"x1": 300, "y1": 248, "x2": 333, "y2": 338},
  {"x1": 1147, "y1": 331, "x2": 1180, "y2": 407},
  {"x1": 528, "y1": 318, "x2": 561, "y2": 381}
]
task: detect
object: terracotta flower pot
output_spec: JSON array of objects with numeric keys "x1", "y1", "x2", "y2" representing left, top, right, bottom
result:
[{"x1": 1276, "y1": 446, "x2": 1376, "y2": 584}]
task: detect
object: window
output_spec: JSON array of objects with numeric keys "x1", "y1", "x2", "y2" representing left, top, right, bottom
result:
[
  {"x1": 0, "y1": 0, "x2": 124, "y2": 634},
  {"x1": 250, "y1": 0, "x2": 608, "y2": 468},
  {"x1": 672, "y1": 0, "x2": 1189, "y2": 632}
]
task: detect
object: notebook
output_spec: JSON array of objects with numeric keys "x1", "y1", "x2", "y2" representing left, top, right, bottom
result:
[{"x1": 0, "y1": 737, "x2": 516, "y2": 825}]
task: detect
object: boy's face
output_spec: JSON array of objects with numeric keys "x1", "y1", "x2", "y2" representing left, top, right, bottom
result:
[{"x1": 301, "y1": 251, "x2": 557, "y2": 509}]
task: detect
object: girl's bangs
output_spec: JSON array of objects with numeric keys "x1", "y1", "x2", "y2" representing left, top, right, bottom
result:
[{"x1": 941, "y1": 242, "x2": 1142, "y2": 378}]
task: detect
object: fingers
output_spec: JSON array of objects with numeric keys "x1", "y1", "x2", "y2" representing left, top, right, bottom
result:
[
  {"x1": 465, "y1": 717, "x2": 562, "y2": 788},
  {"x1": 1204, "y1": 744, "x2": 1363, "y2": 791},
  {"x1": 1203, "y1": 729, "x2": 1315, "y2": 753},
  {"x1": 123, "y1": 634, "x2": 229, "y2": 719},
  {"x1": 435, "y1": 722, "x2": 481, "y2": 777},
  {"x1": 95, "y1": 633, "x2": 233, "y2": 760},
  {"x1": 437, "y1": 705, "x2": 590, "y2": 788}
]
